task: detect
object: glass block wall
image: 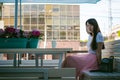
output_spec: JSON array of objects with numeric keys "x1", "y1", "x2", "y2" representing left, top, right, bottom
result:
[{"x1": 2, "y1": 4, "x2": 80, "y2": 41}]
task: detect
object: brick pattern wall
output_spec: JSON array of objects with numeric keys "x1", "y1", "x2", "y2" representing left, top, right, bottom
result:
[
  {"x1": 38, "y1": 41, "x2": 81, "y2": 59},
  {"x1": 39, "y1": 41, "x2": 80, "y2": 50}
]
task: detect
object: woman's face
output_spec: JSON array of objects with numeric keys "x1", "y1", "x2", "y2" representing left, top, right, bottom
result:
[{"x1": 86, "y1": 22, "x2": 94, "y2": 33}]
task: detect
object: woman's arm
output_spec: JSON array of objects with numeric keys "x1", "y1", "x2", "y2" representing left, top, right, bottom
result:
[{"x1": 96, "y1": 42, "x2": 103, "y2": 65}]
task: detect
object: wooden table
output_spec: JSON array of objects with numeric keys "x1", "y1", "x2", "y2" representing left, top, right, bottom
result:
[{"x1": 0, "y1": 48, "x2": 72, "y2": 68}]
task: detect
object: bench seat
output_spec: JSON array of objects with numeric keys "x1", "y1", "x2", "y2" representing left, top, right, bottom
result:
[
  {"x1": 82, "y1": 40, "x2": 120, "y2": 80},
  {"x1": 82, "y1": 57, "x2": 120, "y2": 80},
  {"x1": 0, "y1": 68, "x2": 76, "y2": 80},
  {"x1": 83, "y1": 71, "x2": 120, "y2": 80}
]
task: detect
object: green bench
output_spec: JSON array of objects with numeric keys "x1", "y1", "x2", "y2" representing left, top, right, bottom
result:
[
  {"x1": 82, "y1": 40, "x2": 120, "y2": 80},
  {"x1": 0, "y1": 68, "x2": 76, "y2": 80},
  {"x1": 0, "y1": 48, "x2": 76, "y2": 80}
]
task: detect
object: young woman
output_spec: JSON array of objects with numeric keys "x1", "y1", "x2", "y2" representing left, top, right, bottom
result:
[{"x1": 62, "y1": 18, "x2": 104, "y2": 80}]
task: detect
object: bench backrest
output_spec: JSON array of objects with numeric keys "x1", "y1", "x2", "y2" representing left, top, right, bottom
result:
[
  {"x1": 102, "y1": 40, "x2": 120, "y2": 58},
  {"x1": 102, "y1": 39, "x2": 120, "y2": 72}
]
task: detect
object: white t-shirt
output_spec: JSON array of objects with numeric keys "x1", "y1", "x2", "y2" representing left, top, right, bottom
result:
[{"x1": 87, "y1": 32, "x2": 104, "y2": 54}]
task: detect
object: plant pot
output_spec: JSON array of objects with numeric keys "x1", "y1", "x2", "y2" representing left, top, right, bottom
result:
[
  {"x1": 52, "y1": 40, "x2": 56, "y2": 48},
  {"x1": 27, "y1": 38, "x2": 39, "y2": 48},
  {"x1": 0, "y1": 38, "x2": 28, "y2": 48}
]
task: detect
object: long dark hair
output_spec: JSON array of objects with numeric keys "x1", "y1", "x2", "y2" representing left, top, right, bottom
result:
[{"x1": 85, "y1": 18, "x2": 100, "y2": 50}]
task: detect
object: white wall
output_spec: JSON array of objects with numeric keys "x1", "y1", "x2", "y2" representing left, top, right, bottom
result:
[
  {"x1": 0, "y1": 20, "x2": 4, "y2": 29},
  {"x1": 0, "y1": 20, "x2": 4, "y2": 60}
]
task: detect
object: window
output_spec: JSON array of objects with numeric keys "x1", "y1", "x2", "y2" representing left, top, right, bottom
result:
[
  {"x1": 46, "y1": 16, "x2": 52, "y2": 25},
  {"x1": 31, "y1": 18, "x2": 37, "y2": 24},
  {"x1": 60, "y1": 31, "x2": 66, "y2": 39},
  {"x1": 67, "y1": 26, "x2": 73, "y2": 30},
  {"x1": 38, "y1": 25, "x2": 44, "y2": 31},
  {"x1": 10, "y1": 5, "x2": 15, "y2": 17},
  {"x1": 73, "y1": 16, "x2": 80, "y2": 25},
  {"x1": 31, "y1": 26, "x2": 37, "y2": 30},
  {"x1": 60, "y1": 16, "x2": 67, "y2": 25},
  {"x1": 53, "y1": 5, "x2": 59, "y2": 12},
  {"x1": 53, "y1": 31, "x2": 59, "y2": 39},
  {"x1": 23, "y1": 25, "x2": 30, "y2": 31},
  {"x1": 24, "y1": 18, "x2": 30, "y2": 24},
  {"x1": 60, "y1": 26, "x2": 66, "y2": 30},
  {"x1": 47, "y1": 31, "x2": 52, "y2": 39},
  {"x1": 31, "y1": 5, "x2": 37, "y2": 11},
  {"x1": 53, "y1": 25, "x2": 59, "y2": 30},
  {"x1": 47, "y1": 25, "x2": 52, "y2": 30},
  {"x1": 67, "y1": 16, "x2": 73, "y2": 25},
  {"x1": 38, "y1": 17, "x2": 45, "y2": 24},
  {"x1": 53, "y1": 16, "x2": 60, "y2": 25},
  {"x1": 31, "y1": 12, "x2": 38, "y2": 18},
  {"x1": 74, "y1": 26, "x2": 80, "y2": 30},
  {"x1": 23, "y1": 5, "x2": 30, "y2": 11},
  {"x1": 67, "y1": 31, "x2": 74, "y2": 39},
  {"x1": 39, "y1": 5, "x2": 45, "y2": 12}
]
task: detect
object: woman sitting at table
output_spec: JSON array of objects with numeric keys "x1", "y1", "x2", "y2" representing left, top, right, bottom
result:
[{"x1": 62, "y1": 18, "x2": 104, "y2": 80}]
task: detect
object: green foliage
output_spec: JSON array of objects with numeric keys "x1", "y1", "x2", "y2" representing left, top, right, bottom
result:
[
  {"x1": 80, "y1": 39, "x2": 88, "y2": 42},
  {"x1": 117, "y1": 31, "x2": 120, "y2": 37}
]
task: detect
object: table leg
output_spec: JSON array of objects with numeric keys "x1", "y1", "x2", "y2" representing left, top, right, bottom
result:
[
  {"x1": 41, "y1": 55, "x2": 43, "y2": 67},
  {"x1": 19, "y1": 53, "x2": 22, "y2": 64},
  {"x1": 13, "y1": 53, "x2": 16, "y2": 67},
  {"x1": 18, "y1": 53, "x2": 20, "y2": 67},
  {"x1": 58, "y1": 53, "x2": 63, "y2": 68},
  {"x1": 18, "y1": 53, "x2": 22, "y2": 67},
  {"x1": 35, "y1": 54, "x2": 39, "y2": 67},
  {"x1": 36, "y1": 54, "x2": 43, "y2": 67},
  {"x1": 44, "y1": 69, "x2": 48, "y2": 80}
]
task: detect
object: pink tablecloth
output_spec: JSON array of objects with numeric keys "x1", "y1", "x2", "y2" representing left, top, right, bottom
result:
[{"x1": 62, "y1": 53, "x2": 98, "y2": 79}]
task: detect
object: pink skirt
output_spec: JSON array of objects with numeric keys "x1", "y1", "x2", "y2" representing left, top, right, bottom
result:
[{"x1": 62, "y1": 53, "x2": 98, "y2": 79}]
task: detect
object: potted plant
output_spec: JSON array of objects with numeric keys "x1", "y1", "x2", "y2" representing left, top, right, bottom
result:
[
  {"x1": 0, "y1": 27, "x2": 28, "y2": 48},
  {"x1": 27, "y1": 30, "x2": 44, "y2": 48},
  {"x1": 0, "y1": 27, "x2": 44, "y2": 48}
]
